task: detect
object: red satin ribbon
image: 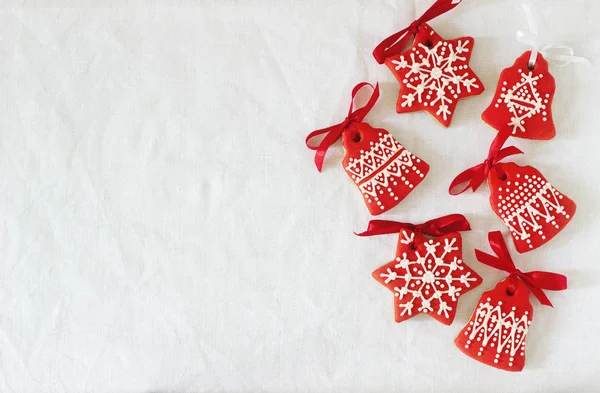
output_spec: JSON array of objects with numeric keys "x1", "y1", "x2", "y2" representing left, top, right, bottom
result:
[
  {"x1": 372, "y1": 0, "x2": 464, "y2": 64},
  {"x1": 475, "y1": 231, "x2": 567, "y2": 307},
  {"x1": 355, "y1": 214, "x2": 471, "y2": 237},
  {"x1": 448, "y1": 132, "x2": 523, "y2": 195},
  {"x1": 305, "y1": 82, "x2": 379, "y2": 172}
]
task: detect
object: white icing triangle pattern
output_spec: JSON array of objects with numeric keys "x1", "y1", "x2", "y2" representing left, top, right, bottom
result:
[
  {"x1": 495, "y1": 173, "x2": 570, "y2": 250},
  {"x1": 495, "y1": 70, "x2": 550, "y2": 135},
  {"x1": 462, "y1": 298, "x2": 530, "y2": 369},
  {"x1": 345, "y1": 132, "x2": 426, "y2": 211}
]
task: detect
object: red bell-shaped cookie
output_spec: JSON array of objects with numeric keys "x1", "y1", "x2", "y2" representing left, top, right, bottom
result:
[
  {"x1": 372, "y1": 229, "x2": 482, "y2": 324},
  {"x1": 342, "y1": 123, "x2": 429, "y2": 215},
  {"x1": 384, "y1": 23, "x2": 484, "y2": 127},
  {"x1": 482, "y1": 51, "x2": 556, "y2": 140},
  {"x1": 488, "y1": 162, "x2": 576, "y2": 253},
  {"x1": 455, "y1": 276, "x2": 532, "y2": 372}
]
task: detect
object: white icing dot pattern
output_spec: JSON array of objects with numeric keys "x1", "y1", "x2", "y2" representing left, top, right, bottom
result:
[
  {"x1": 495, "y1": 175, "x2": 569, "y2": 249},
  {"x1": 346, "y1": 133, "x2": 424, "y2": 211},
  {"x1": 500, "y1": 69, "x2": 549, "y2": 135},
  {"x1": 463, "y1": 300, "x2": 529, "y2": 370}
]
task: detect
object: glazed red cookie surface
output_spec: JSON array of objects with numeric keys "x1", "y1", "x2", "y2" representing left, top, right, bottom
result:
[
  {"x1": 384, "y1": 23, "x2": 484, "y2": 127},
  {"x1": 482, "y1": 51, "x2": 556, "y2": 140},
  {"x1": 372, "y1": 229, "x2": 482, "y2": 325},
  {"x1": 342, "y1": 123, "x2": 429, "y2": 215},
  {"x1": 455, "y1": 277, "x2": 533, "y2": 372},
  {"x1": 488, "y1": 162, "x2": 576, "y2": 253}
]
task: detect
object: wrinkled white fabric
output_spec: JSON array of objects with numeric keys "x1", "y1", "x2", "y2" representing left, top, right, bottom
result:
[
  {"x1": 0, "y1": 0, "x2": 599, "y2": 391},
  {"x1": 517, "y1": 3, "x2": 590, "y2": 67}
]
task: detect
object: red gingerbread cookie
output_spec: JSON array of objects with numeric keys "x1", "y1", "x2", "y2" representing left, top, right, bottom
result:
[
  {"x1": 455, "y1": 277, "x2": 532, "y2": 372},
  {"x1": 488, "y1": 162, "x2": 576, "y2": 253},
  {"x1": 482, "y1": 51, "x2": 556, "y2": 140},
  {"x1": 342, "y1": 123, "x2": 429, "y2": 215},
  {"x1": 384, "y1": 24, "x2": 484, "y2": 127},
  {"x1": 372, "y1": 228, "x2": 482, "y2": 325}
]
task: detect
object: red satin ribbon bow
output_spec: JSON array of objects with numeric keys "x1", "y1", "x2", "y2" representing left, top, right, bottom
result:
[
  {"x1": 305, "y1": 82, "x2": 379, "y2": 172},
  {"x1": 448, "y1": 133, "x2": 523, "y2": 195},
  {"x1": 372, "y1": 0, "x2": 464, "y2": 64},
  {"x1": 356, "y1": 214, "x2": 471, "y2": 237},
  {"x1": 475, "y1": 231, "x2": 567, "y2": 307}
]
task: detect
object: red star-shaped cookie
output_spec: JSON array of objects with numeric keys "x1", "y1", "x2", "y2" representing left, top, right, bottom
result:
[
  {"x1": 384, "y1": 23, "x2": 484, "y2": 127},
  {"x1": 372, "y1": 229, "x2": 482, "y2": 325}
]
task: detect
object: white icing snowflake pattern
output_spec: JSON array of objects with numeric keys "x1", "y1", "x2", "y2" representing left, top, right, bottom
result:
[
  {"x1": 391, "y1": 39, "x2": 480, "y2": 121},
  {"x1": 494, "y1": 70, "x2": 550, "y2": 135},
  {"x1": 378, "y1": 232, "x2": 479, "y2": 319}
]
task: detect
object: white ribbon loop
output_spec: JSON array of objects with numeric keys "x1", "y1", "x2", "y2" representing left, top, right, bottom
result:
[{"x1": 516, "y1": 3, "x2": 590, "y2": 68}]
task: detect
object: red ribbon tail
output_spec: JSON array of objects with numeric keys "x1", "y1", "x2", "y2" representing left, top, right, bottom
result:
[
  {"x1": 355, "y1": 220, "x2": 415, "y2": 237},
  {"x1": 373, "y1": 27, "x2": 412, "y2": 64},
  {"x1": 477, "y1": 231, "x2": 567, "y2": 308},
  {"x1": 448, "y1": 163, "x2": 486, "y2": 195},
  {"x1": 528, "y1": 285, "x2": 554, "y2": 307},
  {"x1": 487, "y1": 231, "x2": 514, "y2": 264},
  {"x1": 305, "y1": 124, "x2": 344, "y2": 172},
  {"x1": 420, "y1": 214, "x2": 471, "y2": 236},
  {"x1": 494, "y1": 146, "x2": 524, "y2": 164},
  {"x1": 373, "y1": 0, "x2": 464, "y2": 63},
  {"x1": 474, "y1": 232, "x2": 517, "y2": 272},
  {"x1": 305, "y1": 82, "x2": 380, "y2": 172}
]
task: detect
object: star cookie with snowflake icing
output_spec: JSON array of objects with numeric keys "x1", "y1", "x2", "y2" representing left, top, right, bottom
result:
[
  {"x1": 372, "y1": 229, "x2": 482, "y2": 325},
  {"x1": 482, "y1": 51, "x2": 556, "y2": 140},
  {"x1": 384, "y1": 24, "x2": 484, "y2": 127}
]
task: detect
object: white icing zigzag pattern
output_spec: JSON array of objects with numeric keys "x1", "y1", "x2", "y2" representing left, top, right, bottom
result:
[
  {"x1": 462, "y1": 298, "x2": 530, "y2": 369},
  {"x1": 345, "y1": 133, "x2": 425, "y2": 211},
  {"x1": 379, "y1": 232, "x2": 478, "y2": 318},
  {"x1": 391, "y1": 40, "x2": 480, "y2": 121},
  {"x1": 494, "y1": 70, "x2": 550, "y2": 135},
  {"x1": 496, "y1": 174, "x2": 570, "y2": 249}
]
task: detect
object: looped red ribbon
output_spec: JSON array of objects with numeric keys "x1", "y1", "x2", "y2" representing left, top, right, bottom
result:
[
  {"x1": 475, "y1": 231, "x2": 567, "y2": 307},
  {"x1": 305, "y1": 82, "x2": 379, "y2": 172},
  {"x1": 448, "y1": 132, "x2": 523, "y2": 195},
  {"x1": 355, "y1": 214, "x2": 471, "y2": 237},
  {"x1": 372, "y1": 0, "x2": 463, "y2": 64}
]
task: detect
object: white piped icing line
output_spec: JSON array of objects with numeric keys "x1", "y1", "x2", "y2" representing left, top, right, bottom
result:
[
  {"x1": 346, "y1": 132, "x2": 425, "y2": 211},
  {"x1": 379, "y1": 232, "x2": 478, "y2": 318},
  {"x1": 496, "y1": 174, "x2": 569, "y2": 249},
  {"x1": 391, "y1": 39, "x2": 480, "y2": 121},
  {"x1": 495, "y1": 69, "x2": 550, "y2": 135},
  {"x1": 463, "y1": 298, "x2": 530, "y2": 369},
  {"x1": 399, "y1": 231, "x2": 415, "y2": 245}
]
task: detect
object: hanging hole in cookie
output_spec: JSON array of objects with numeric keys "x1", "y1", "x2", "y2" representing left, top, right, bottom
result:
[
  {"x1": 506, "y1": 286, "x2": 516, "y2": 296},
  {"x1": 498, "y1": 172, "x2": 508, "y2": 181},
  {"x1": 409, "y1": 243, "x2": 417, "y2": 251},
  {"x1": 425, "y1": 39, "x2": 433, "y2": 48},
  {"x1": 351, "y1": 131, "x2": 362, "y2": 143},
  {"x1": 527, "y1": 62, "x2": 535, "y2": 71}
]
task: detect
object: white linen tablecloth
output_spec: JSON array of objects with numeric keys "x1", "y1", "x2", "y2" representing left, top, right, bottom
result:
[{"x1": 1, "y1": 0, "x2": 599, "y2": 391}]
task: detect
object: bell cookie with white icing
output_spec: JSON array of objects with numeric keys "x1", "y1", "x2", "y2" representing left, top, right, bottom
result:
[
  {"x1": 488, "y1": 162, "x2": 576, "y2": 253},
  {"x1": 482, "y1": 51, "x2": 556, "y2": 140},
  {"x1": 454, "y1": 277, "x2": 532, "y2": 372},
  {"x1": 342, "y1": 123, "x2": 429, "y2": 215}
]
